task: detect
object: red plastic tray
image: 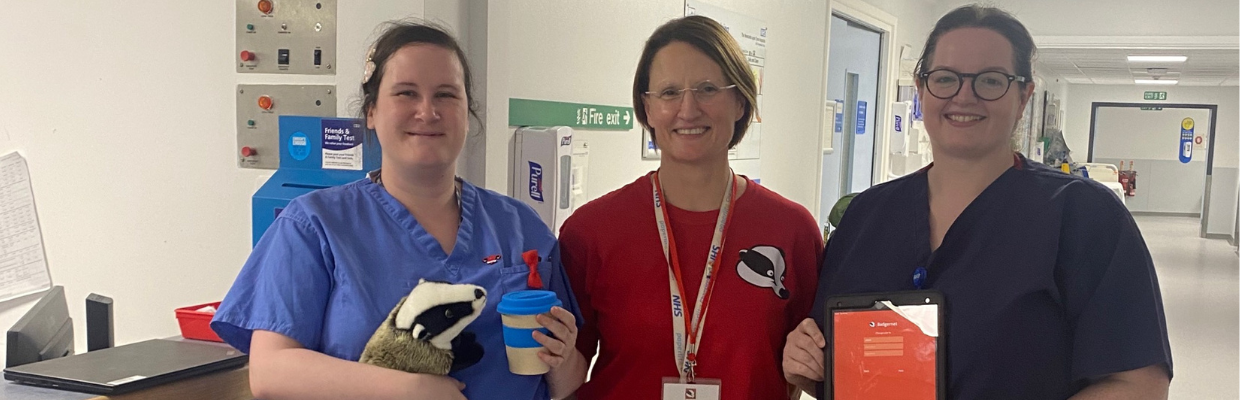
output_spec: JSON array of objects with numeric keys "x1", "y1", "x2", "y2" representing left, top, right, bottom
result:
[{"x1": 175, "y1": 302, "x2": 223, "y2": 342}]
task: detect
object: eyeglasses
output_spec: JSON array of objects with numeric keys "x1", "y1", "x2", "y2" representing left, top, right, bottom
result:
[
  {"x1": 918, "y1": 69, "x2": 1028, "y2": 101},
  {"x1": 643, "y1": 82, "x2": 737, "y2": 106}
]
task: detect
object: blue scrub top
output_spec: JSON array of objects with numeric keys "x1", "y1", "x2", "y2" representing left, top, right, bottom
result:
[
  {"x1": 813, "y1": 154, "x2": 1172, "y2": 399},
  {"x1": 212, "y1": 177, "x2": 580, "y2": 400}
]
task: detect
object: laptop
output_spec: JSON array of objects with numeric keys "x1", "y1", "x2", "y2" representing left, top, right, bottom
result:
[{"x1": 3, "y1": 338, "x2": 247, "y2": 395}]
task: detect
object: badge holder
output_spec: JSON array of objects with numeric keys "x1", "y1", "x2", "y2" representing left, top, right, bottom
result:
[
  {"x1": 662, "y1": 377, "x2": 722, "y2": 400},
  {"x1": 820, "y1": 290, "x2": 946, "y2": 400}
]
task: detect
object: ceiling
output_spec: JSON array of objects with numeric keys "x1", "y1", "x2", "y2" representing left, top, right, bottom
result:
[{"x1": 1036, "y1": 48, "x2": 1239, "y2": 86}]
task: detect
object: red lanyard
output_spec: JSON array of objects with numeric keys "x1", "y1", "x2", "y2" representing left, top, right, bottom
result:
[{"x1": 651, "y1": 171, "x2": 738, "y2": 382}]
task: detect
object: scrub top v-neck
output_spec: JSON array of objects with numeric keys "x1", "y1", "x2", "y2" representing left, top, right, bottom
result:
[
  {"x1": 213, "y1": 177, "x2": 581, "y2": 400},
  {"x1": 813, "y1": 154, "x2": 1172, "y2": 399}
]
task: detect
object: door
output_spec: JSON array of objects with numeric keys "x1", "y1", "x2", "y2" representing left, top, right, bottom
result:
[{"x1": 820, "y1": 15, "x2": 883, "y2": 222}]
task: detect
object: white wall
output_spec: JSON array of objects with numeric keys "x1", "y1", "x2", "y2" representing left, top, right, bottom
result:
[
  {"x1": 938, "y1": 0, "x2": 1239, "y2": 37},
  {"x1": 0, "y1": 0, "x2": 423, "y2": 353},
  {"x1": 1093, "y1": 107, "x2": 1211, "y2": 214},
  {"x1": 1068, "y1": 84, "x2": 1239, "y2": 236},
  {"x1": 1066, "y1": 85, "x2": 1239, "y2": 168},
  {"x1": 859, "y1": 0, "x2": 938, "y2": 60},
  {"x1": 1033, "y1": 63, "x2": 1070, "y2": 135},
  {"x1": 1094, "y1": 107, "x2": 1212, "y2": 162},
  {"x1": 481, "y1": 0, "x2": 671, "y2": 200},
  {"x1": 482, "y1": 0, "x2": 831, "y2": 211}
]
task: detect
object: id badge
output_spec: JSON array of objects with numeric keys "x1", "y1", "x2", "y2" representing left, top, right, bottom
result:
[{"x1": 662, "y1": 377, "x2": 721, "y2": 400}]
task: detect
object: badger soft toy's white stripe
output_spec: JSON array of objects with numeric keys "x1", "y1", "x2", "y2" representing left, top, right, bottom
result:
[
  {"x1": 395, "y1": 279, "x2": 488, "y2": 350},
  {"x1": 396, "y1": 279, "x2": 486, "y2": 329}
]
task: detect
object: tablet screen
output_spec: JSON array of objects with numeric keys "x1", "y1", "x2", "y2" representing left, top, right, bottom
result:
[{"x1": 832, "y1": 306, "x2": 937, "y2": 400}]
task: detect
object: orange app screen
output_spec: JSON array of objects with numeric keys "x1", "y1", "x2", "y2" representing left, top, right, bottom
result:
[{"x1": 832, "y1": 309, "x2": 936, "y2": 400}]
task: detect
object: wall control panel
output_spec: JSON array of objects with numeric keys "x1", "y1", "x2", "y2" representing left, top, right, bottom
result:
[
  {"x1": 237, "y1": 85, "x2": 337, "y2": 169},
  {"x1": 236, "y1": 0, "x2": 337, "y2": 75}
]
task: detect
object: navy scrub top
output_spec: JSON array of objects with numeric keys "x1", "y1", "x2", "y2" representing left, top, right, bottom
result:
[{"x1": 813, "y1": 154, "x2": 1172, "y2": 399}]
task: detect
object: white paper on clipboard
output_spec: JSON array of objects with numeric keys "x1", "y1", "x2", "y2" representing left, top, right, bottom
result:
[{"x1": 0, "y1": 151, "x2": 53, "y2": 302}]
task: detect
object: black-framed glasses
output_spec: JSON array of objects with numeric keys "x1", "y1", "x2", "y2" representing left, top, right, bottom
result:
[{"x1": 918, "y1": 69, "x2": 1028, "y2": 101}]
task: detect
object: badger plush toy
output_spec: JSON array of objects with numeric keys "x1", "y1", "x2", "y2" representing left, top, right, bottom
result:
[{"x1": 359, "y1": 279, "x2": 487, "y2": 375}]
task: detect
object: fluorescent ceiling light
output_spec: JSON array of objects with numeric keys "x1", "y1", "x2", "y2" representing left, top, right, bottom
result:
[
  {"x1": 1135, "y1": 79, "x2": 1178, "y2": 85},
  {"x1": 1128, "y1": 55, "x2": 1187, "y2": 62}
]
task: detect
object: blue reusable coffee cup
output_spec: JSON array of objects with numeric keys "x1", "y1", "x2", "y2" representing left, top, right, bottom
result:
[{"x1": 497, "y1": 290, "x2": 562, "y2": 375}]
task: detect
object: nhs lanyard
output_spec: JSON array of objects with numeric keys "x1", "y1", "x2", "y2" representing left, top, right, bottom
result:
[{"x1": 650, "y1": 171, "x2": 738, "y2": 383}]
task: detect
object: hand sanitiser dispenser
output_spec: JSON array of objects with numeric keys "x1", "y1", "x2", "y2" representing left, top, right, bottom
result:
[{"x1": 511, "y1": 126, "x2": 587, "y2": 234}]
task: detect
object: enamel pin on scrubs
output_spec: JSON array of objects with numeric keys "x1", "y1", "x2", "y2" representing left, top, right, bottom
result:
[{"x1": 651, "y1": 170, "x2": 736, "y2": 400}]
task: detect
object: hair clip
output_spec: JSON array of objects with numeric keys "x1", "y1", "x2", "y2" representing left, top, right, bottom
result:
[{"x1": 362, "y1": 45, "x2": 377, "y2": 85}]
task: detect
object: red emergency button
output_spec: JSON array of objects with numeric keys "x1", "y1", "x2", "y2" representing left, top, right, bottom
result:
[
  {"x1": 257, "y1": 95, "x2": 273, "y2": 110},
  {"x1": 257, "y1": 0, "x2": 273, "y2": 14},
  {"x1": 240, "y1": 50, "x2": 256, "y2": 62},
  {"x1": 241, "y1": 147, "x2": 257, "y2": 158}
]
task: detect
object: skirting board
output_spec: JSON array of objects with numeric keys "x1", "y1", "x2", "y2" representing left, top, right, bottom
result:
[{"x1": 1130, "y1": 212, "x2": 1202, "y2": 218}]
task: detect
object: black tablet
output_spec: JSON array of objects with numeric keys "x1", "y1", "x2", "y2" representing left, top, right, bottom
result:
[{"x1": 820, "y1": 291, "x2": 946, "y2": 400}]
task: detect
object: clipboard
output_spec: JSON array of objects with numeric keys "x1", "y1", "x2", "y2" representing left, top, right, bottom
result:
[{"x1": 819, "y1": 291, "x2": 946, "y2": 400}]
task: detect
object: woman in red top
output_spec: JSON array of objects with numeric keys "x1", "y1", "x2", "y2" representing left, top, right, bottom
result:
[{"x1": 559, "y1": 16, "x2": 823, "y2": 400}]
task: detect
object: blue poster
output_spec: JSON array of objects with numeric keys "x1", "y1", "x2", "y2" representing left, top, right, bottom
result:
[
  {"x1": 1179, "y1": 118, "x2": 1194, "y2": 163},
  {"x1": 856, "y1": 101, "x2": 868, "y2": 135}
]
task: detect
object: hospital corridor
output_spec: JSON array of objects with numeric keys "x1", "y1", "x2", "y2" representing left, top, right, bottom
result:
[
  {"x1": 1141, "y1": 215, "x2": 1239, "y2": 399},
  {"x1": 1, "y1": 0, "x2": 1238, "y2": 398}
]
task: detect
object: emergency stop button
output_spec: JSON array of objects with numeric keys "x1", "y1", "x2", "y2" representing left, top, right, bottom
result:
[
  {"x1": 257, "y1": 0, "x2": 273, "y2": 14},
  {"x1": 240, "y1": 50, "x2": 256, "y2": 62},
  {"x1": 257, "y1": 95, "x2": 273, "y2": 110},
  {"x1": 241, "y1": 147, "x2": 257, "y2": 158}
]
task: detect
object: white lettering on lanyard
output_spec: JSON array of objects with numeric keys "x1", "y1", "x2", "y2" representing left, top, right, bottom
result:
[{"x1": 651, "y1": 170, "x2": 737, "y2": 383}]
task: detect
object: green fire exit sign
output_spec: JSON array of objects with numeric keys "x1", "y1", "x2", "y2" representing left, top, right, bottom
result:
[{"x1": 1144, "y1": 91, "x2": 1167, "y2": 101}]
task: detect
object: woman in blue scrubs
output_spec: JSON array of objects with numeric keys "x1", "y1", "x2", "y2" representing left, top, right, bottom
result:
[
  {"x1": 783, "y1": 6, "x2": 1172, "y2": 399},
  {"x1": 211, "y1": 22, "x2": 586, "y2": 400}
]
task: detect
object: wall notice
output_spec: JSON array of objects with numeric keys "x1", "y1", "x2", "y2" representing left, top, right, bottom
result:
[
  {"x1": 685, "y1": 1, "x2": 767, "y2": 162},
  {"x1": 322, "y1": 119, "x2": 363, "y2": 170}
]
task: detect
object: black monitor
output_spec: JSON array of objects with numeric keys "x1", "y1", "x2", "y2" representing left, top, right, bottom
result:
[{"x1": 6, "y1": 286, "x2": 73, "y2": 368}]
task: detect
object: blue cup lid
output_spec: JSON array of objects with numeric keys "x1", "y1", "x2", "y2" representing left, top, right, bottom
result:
[{"x1": 497, "y1": 290, "x2": 561, "y2": 315}]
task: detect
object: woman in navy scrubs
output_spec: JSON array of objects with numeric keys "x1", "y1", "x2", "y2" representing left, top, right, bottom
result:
[{"x1": 783, "y1": 6, "x2": 1172, "y2": 399}]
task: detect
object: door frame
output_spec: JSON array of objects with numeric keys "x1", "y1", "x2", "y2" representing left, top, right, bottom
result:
[
  {"x1": 813, "y1": 0, "x2": 899, "y2": 221},
  {"x1": 1087, "y1": 102, "x2": 1219, "y2": 237}
]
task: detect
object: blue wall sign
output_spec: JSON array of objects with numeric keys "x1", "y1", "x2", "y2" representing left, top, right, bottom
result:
[
  {"x1": 856, "y1": 101, "x2": 868, "y2": 135},
  {"x1": 1179, "y1": 117, "x2": 1194, "y2": 163},
  {"x1": 912, "y1": 90, "x2": 923, "y2": 121}
]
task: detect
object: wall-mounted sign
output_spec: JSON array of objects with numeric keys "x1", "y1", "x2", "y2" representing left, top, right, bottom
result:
[
  {"x1": 509, "y1": 98, "x2": 633, "y2": 130},
  {"x1": 1179, "y1": 117, "x2": 1194, "y2": 163},
  {"x1": 856, "y1": 101, "x2": 868, "y2": 135}
]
